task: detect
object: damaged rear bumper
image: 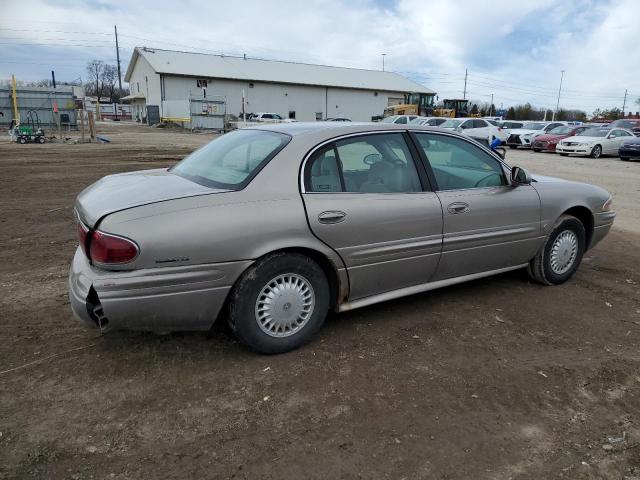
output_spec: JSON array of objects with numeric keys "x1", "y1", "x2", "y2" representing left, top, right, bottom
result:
[{"x1": 68, "y1": 248, "x2": 251, "y2": 332}]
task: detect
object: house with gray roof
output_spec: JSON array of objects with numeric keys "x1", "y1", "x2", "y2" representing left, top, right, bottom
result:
[{"x1": 123, "y1": 47, "x2": 434, "y2": 126}]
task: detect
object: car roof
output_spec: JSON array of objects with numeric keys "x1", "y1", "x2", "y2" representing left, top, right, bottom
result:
[{"x1": 246, "y1": 121, "x2": 449, "y2": 137}]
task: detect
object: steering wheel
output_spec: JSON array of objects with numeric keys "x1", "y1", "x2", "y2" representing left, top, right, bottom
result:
[{"x1": 474, "y1": 172, "x2": 502, "y2": 188}]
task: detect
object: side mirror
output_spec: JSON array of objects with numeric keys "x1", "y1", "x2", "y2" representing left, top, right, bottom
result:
[{"x1": 511, "y1": 166, "x2": 532, "y2": 185}]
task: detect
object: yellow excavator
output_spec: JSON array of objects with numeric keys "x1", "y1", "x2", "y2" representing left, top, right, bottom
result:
[{"x1": 383, "y1": 92, "x2": 436, "y2": 117}]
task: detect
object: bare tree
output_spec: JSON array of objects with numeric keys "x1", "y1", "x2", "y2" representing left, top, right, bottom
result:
[
  {"x1": 102, "y1": 64, "x2": 118, "y2": 103},
  {"x1": 86, "y1": 59, "x2": 106, "y2": 101}
]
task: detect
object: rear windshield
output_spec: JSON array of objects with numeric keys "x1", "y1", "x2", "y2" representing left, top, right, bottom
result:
[
  {"x1": 549, "y1": 126, "x2": 573, "y2": 135},
  {"x1": 381, "y1": 116, "x2": 398, "y2": 123},
  {"x1": 522, "y1": 122, "x2": 545, "y2": 130},
  {"x1": 172, "y1": 129, "x2": 291, "y2": 189},
  {"x1": 501, "y1": 122, "x2": 523, "y2": 128},
  {"x1": 578, "y1": 128, "x2": 609, "y2": 137},
  {"x1": 610, "y1": 119, "x2": 636, "y2": 128}
]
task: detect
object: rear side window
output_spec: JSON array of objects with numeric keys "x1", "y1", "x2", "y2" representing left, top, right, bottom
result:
[
  {"x1": 172, "y1": 130, "x2": 290, "y2": 189},
  {"x1": 414, "y1": 133, "x2": 506, "y2": 191},
  {"x1": 306, "y1": 133, "x2": 422, "y2": 193}
]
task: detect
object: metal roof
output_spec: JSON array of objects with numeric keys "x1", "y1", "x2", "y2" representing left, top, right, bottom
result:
[{"x1": 124, "y1": 47, "x2": 434, "y2": 94}]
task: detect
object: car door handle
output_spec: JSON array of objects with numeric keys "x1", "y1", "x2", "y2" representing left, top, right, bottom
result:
[
  {"x1": 447, "y1": 202, "x2": 470, "y2": 214},
  {"x1": 318, "y1": 211, "x2": 346, "y2": 224}
]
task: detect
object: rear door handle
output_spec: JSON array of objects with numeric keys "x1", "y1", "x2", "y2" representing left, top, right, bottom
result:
[
  {"x1": 318, "y1": 211, "x2": 346, "y2": 224},
  {"x1": 447, "y1": 202, "x2": 470, "y2": 214}
]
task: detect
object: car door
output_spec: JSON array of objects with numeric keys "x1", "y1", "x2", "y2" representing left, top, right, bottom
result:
[
  {"x1": 301, "y1": 132, "x2": 443, "y2": 300},
  {"x1": 410, "y1": 131, "x2": 543, "y2": 281},
  {"x1": 607, "y1": 129, "x2": 632, "y2": 154}
]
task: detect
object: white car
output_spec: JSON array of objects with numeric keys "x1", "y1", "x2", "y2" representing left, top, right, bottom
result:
[
  {"x1": 440, "y1": 117, "x2": 506, "y2": 143},
  {"x1": 506, "y1": 121, "x2": 567, "y2": 149},
  {"x1": 252, "y1": 113, "x2": 295, "y2": 123},
  {"x1": 381, "y1": 115, "x2": 419, "y2": 125},
  {"x1": 556, "y1": 127, "x2": 635, "y2": 158},
  {"x1": 409, "y1": 116, "x2": 447, "y2": 127}
]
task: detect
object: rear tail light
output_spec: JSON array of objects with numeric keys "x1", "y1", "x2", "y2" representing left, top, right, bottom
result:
[
  {"x1": 89, "y1": 230, "x2": 139, "y2": 265},
  {"x1": 77, "y1": 221, "x2": 89, "y2": 256},
  {"x1": 76, "y1": 220, "x2": 139, "y2": 265}
]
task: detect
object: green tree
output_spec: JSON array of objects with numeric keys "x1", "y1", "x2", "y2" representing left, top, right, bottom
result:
[{"x1": 506, "y1": 107, "x2": 516, "y2": 120}]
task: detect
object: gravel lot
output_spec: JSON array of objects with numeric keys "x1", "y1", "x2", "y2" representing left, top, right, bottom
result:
[{"x1": 1, "y1": 122, "x2": 639, "y2": 479}]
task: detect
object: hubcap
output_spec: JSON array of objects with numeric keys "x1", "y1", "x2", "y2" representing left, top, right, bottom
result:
[
  {"x1": 549, "y1": 230, "x2": 578, "y2": 275},
  {"x1": 255, "y1": 274, "x2": 315, "y2": 338},
  {"x1": 593, "y1": 146, "x2": 601, "y2": 158}
]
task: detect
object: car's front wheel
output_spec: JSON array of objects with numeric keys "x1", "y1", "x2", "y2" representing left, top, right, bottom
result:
[
  {"x1": 527, "y1": 214, "x2": 586, "y2": 285},
  {"x1": 590, "y1": 145, "x2": 602, "y2": 158},
  {"x1": 228, "y1": 252, "x2": 329, "y2": 354}
]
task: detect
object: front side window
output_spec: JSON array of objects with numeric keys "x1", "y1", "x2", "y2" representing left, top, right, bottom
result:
[
  {"x1": 395, "y1": 116, "x2": 408, "y2": 124},
  {"x1": 306, "y1": 133, "x2": 422, "y2": 193},
  {"x1": 414, "y1": 133, "x2": 506, "y2": 191},
  {"x1": 172, "y1": 130, "x2": 290, "y2": 189}
]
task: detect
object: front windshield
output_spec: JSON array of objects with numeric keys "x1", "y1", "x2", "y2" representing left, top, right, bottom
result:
[
  {"x1": 381, "y1": 116, "x2": 397, "y2": 123},
  {"x1": 441, "y1": 119, "x2": 461, "y2": 128},
  {"x1": 172, "y1": 129, "x2": 291, "y2": 189},
  {"x1": 549, "y1": 126, "x2": 573, "y2": 135},
  {"x1": 522, "y1": 122, "x2": 545, "y2": 130},
  {"x1": 578, "y1": 128, "x2": 609, "y2": 137}
]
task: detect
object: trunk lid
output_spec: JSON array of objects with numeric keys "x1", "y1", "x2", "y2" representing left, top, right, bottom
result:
[{"x1": 76, "y1": 168, "x2": 228, "y2": 227}]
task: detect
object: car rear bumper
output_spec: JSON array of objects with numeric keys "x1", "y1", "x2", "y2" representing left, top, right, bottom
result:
[{"x1": 68, "y1": 248, "x2": 252, "y2": 332}]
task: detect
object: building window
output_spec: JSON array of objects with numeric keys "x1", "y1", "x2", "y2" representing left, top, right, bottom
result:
[
  {"x1": 288, "y1": 111, "x2": 296, "y2": 119},
  {"x1": 136, "y1": 82, "x2": 140, "y2": 93},
  {"x1": 249, "y1": 83, "x2": 254, "y2": 88},
  {"x1": 374, "y1": 91, "x2": 379, "y2": 96},
  {"x1": 197, "y1": 79, "x2": 208, "y2": 88},
  {"x1": 315, "y1": 112, "x2": 323, "y2": 121}
]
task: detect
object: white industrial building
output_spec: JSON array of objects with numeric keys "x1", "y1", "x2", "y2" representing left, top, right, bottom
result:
[{"x1": 123, "y1": 47, "x2": 434, "y2": 127}]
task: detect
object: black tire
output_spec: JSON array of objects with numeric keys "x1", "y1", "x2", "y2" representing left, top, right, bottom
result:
[
  {"x1": 18, "y1": 136, "x2": 27, "y2": 144},
  {"x1": 590, "y1": 144, "x2": 602, "y2": 159},
  {"x1": 37, "y1": 136, "x2": 45, "y2": 144},
  {"x1": 620, "y1": 156, "x2": 629, "y2": 161},
  {"x1": 228, "y1": 252, "x2": 330, "y2": 354},
  {"x1": 533, "y1": 148, "x2": 541, "y2": 153},
  {"x1": 559, "y1": 153, "x2": 569, "y2": 156},
  {"x1": 509, "y1": 145, "x2": 517, "y2": 149},
  {"x1": 527, "y1": 214, "x2": 586, "y2": 285}
]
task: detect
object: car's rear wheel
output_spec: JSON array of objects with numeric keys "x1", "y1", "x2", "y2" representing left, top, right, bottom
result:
[
  {"x1": 620, "y1": 156, "x2": 629, "y2": 161},
  {"x1": 559, "y1": 153, "x2": 569, "y2": 156},
  {"x1": 590, "y1": 145, "x2": 602, "y2": 158},
  {"x1": 533, "y1": 148, "x2": 541, "y2": 152},
  {"x1": 228, "y1": 252, "x2": 329, "y2": 354},
  {"x1": 509, "y1": 145, "x2": 517, "y2": 149},
  {"x1": 527, "y1": 214, "x2": 586, "y2": 285}
]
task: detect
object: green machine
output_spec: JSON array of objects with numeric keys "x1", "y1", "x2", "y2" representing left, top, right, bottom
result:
[{"x1": 13, "y1": 110, "x2": 46, "y2": 144}]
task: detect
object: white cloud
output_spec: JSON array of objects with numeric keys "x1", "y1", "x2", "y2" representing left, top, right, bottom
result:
[{"x1": 1, "y1": 0, "x2": 637, "y2": 112}]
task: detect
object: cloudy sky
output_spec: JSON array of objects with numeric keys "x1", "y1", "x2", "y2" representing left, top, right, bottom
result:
[{"x1": 2, "y1": 0, "x2": 638, "y2": 114}]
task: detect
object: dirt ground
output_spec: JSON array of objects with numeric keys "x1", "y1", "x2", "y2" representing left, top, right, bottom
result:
[{"x1": 1, "y1": 122, "x2": 639, "y2": 479}]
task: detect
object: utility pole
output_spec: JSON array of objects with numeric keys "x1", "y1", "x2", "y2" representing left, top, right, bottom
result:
[
  {"x1": 51, "y1": 70, "x2": 56, "y2": 88},
  {"x1": 115, "y1": 25, "x2": 122, "y2": 121},
  {"x1": 490, "y1": 93, "x2": 494, "y2": 116},
  {"x1": 382, "y1": 53, "x2": 386, "y2": 72},
  {"x1": 553, "y1": 69, "x2": 564, "y2": 121},
  {"x1": 463, "y1": 68, "x2": 468, "y2": 100},
  {"x1": 622, "y1": 89, "x2": 628, "y2": 117}
]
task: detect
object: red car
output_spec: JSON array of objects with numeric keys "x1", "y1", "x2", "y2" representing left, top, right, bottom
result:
[{"x1": 532, "y1": 125, "x2": 590, "y2": 152}]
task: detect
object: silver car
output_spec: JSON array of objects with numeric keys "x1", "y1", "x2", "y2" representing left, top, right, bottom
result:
[{"x1": 69, "y1": 123, "x2": 615, "y2": 353}]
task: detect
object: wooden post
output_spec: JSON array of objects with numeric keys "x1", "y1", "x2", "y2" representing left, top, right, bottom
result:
[{"x1": 79, "y1": 109, "x2": 85, "y2": 143}]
